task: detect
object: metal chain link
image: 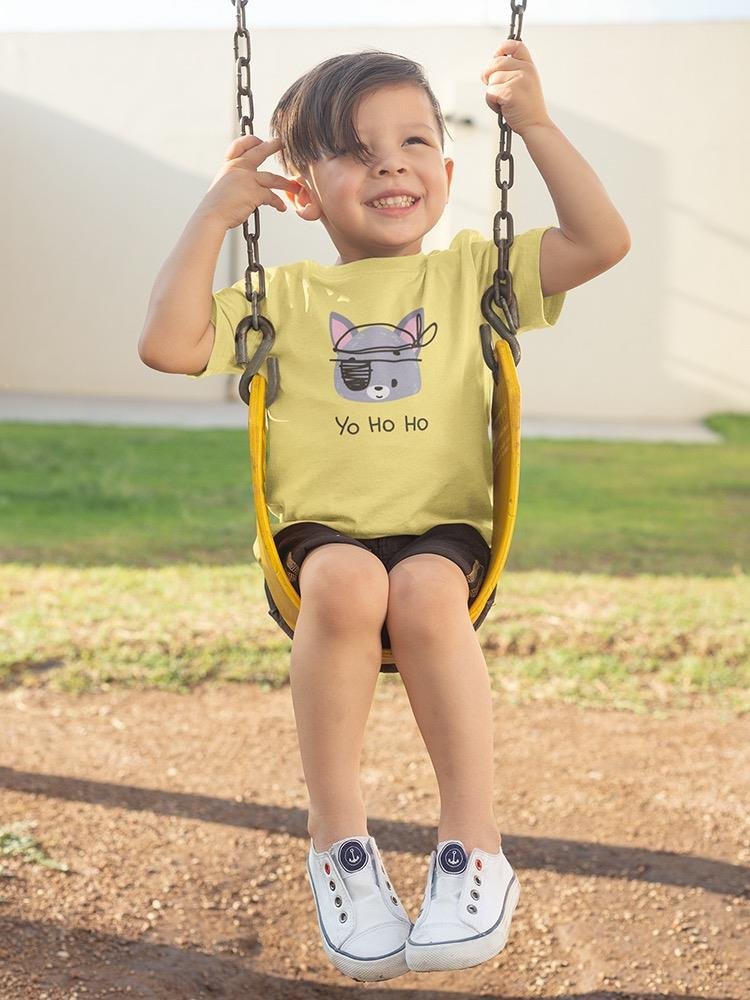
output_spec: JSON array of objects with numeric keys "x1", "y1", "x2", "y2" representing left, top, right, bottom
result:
[
  {"x1": 232, "y1": 0, "x2": 265, "y2": 332},
  {"x1": 480, "y1": 0, "x2": 527, "y2": 372},
  {"x1": 230, "y1": 0, "x2": 279, "y2": 406},
  {"x1": 493, "y1": 2, "x2": 526, "y2": 319}
]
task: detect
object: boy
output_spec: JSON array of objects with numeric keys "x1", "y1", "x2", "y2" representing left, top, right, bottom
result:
[{"x1": 139, "y1": 40, "x2": 629, "y2": 981}]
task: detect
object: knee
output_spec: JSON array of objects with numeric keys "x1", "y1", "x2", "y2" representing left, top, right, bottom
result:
[
  {"x1": 298, "y1": 544, "x2": 389, "y2": 634},
  {"x1": 386, "y1": 555, "x2": 470, "y2": 641}
]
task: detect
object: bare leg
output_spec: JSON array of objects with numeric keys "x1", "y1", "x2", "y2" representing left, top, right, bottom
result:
[
  {"x1": 386, "y1": 554, "x2": 502, "y2": 855},
  {"x1": 289, "y1": 544, "x2": 390, "y2": 853}
]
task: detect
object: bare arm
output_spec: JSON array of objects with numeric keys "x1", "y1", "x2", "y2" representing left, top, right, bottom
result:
[
  {"x1": 521, "y1": 121, "x2": 631, "y2": 297},
  {"x1": 482, "y1": 39, "x2": 630, "y2": 298},
  {"x1": 137, "y1": 207, "x2": 227, "y2": 375},
  {"x1": 138, "y1": 134, "x2": 296, "y2": 376}
]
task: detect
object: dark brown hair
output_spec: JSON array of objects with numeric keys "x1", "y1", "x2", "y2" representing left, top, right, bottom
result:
[{"x1": 270, "y1": 50, "x2": 451, "y2": 177}]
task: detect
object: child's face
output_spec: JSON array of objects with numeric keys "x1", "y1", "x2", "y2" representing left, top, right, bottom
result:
[{"x1": 288, "y1": 83, "x2": 454, "y2": 263}]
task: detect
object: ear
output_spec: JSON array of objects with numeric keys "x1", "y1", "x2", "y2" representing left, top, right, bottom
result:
[
  {"x1": 330, "y1": 311, "x2": 357, "y2": 349},
  {"x1": 444, "y1": 157, "x2": 454, "y2": 196},
  {"x1": 395, "y1": 308, "x2": 424, "y2": 349},
  {"x1": 286, "y1": 174, "x2": 323, "y2": 221}
]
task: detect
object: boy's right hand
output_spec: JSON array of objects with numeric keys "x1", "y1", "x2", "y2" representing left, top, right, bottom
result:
[{"x1": 200, "y1": 135, "x2": 300, "y2": 230}]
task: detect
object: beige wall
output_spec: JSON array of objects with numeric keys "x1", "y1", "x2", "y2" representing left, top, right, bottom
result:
[{"x1": 0, "y1": 23, "x2": 747, "y2": 420}]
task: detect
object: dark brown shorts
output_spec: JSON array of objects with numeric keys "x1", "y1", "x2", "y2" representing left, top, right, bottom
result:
[{"x1": 263, "y1": 521, "x2": 497, "y2": 673}]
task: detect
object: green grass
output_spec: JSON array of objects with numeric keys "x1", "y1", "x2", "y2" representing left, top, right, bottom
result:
[
  {"x1": 512, "y1": 412, "x2": 748, "y2": 575},
  {"x1": 1, "y1": 412, "x2": 747, "y2": 710},
  {"x1": 0, "y1": 823, "x2": 69, "y2": 872},
  {"x1": 1, "y1": 562, "x2": 747, "y2": 712},
  {"x1": 0, "y1": 424, "x2": 254, "y2": 566},
  {"x1": 0, "y1": 413, "x2": 747, "y2": 575}
]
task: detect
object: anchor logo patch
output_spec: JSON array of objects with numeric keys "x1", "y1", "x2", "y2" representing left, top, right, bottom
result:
[
  {"x1": 338, "y1": 839, "x2": 369, "y2": 873},
  {"x1": 438, "y1": 841, "x2": 468, "y2": 875}
]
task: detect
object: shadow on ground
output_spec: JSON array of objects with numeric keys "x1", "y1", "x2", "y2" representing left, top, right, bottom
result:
[
  {"x1": 0, "y1": 916, "x2": 734, "y2": 1000},
  {"x1": 1, "y1": 767, "x2": 747, "y2": 899}
]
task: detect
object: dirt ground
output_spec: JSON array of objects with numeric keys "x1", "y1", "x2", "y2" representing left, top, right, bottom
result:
[{"x1": 1, "y1": 683, "x2": 748, "y2": 1000}]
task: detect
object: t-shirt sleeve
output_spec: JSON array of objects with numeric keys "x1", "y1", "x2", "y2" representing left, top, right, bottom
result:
[
  {"x1": 467, "y1": 226, "x2": 565, "y2": 334},
  {"x1": 188, "y1": 279, "x2": 261, "y2": 378}
]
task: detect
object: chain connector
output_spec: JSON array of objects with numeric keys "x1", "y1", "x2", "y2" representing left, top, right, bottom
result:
[
  {"x1": 481, "y1": 285, "x2": 520, "y2": 371},
  {"x1": 235, "y1": 314, "x2": 277, "y2": 403}
]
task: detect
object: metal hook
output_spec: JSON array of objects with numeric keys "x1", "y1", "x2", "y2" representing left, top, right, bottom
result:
[
  {"x1": 235, "y1": 314, "x2": 279, "y2": 406},
  {"x1": 480, "y1": 285, "x2": 521, "y2": 371}
]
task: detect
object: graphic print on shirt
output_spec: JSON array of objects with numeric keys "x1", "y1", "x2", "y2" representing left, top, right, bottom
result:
[{"x1": 329, "y1": 308, "x2": 438, "y2": 403}]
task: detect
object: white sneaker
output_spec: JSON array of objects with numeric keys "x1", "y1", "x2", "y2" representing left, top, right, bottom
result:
[
  {"x1": 406, "y1": 839, "x2": 520, "y2": 972},
  {"x1": 306, "y1": 834, "x2": 412, "y2": 981}
]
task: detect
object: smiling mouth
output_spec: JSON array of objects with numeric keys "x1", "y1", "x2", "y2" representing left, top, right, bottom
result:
[{"x1": 365, "y1": 197, "x2": 421, "y2": 215}]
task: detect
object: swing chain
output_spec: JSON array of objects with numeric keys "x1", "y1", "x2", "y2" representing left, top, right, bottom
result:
[
  {"x1": 231, "y1": 0, "x2": 279, "y2": 405},
  {"x1": 231, "y1": 0, "x2": 264, "y2": 330},
  {"x1": 480, "y1": 0, "x2": 526, "y2": 375}
]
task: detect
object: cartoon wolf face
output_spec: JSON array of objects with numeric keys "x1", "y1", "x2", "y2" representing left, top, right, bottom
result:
[{"x1": 329, "y1": 308, "x2": 438, "y2": 403}]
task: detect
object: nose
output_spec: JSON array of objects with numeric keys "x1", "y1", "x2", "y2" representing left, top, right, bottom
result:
[
  {"x1": 371, "y1": 146, "x2": 409, "y2": 175},
  {"x1": 378, "y1": 163, "x2": 407, "y2": 175}
]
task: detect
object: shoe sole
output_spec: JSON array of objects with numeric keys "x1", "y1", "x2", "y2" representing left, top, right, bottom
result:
[
  {"x1": 306, "y1": 865, "x2": 411, "y2": 982},
  {"x1": 405, "y1": 874, "x2": 520, "y2": 972}
]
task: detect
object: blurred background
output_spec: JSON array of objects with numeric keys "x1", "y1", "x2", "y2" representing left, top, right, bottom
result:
[{"x1": 1, "y1": 1, "x2": 748, "y2": 430}]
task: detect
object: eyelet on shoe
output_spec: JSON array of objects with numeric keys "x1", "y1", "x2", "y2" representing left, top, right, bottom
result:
[
  {"x1": 467, "y1": 903, "x2": 478, "y2": 914},
  {"x1": 474, "y1": 874, "x2": 482, "y2": 885},
  {"x1": 324, "y1": 862, "x2": 331, "y2": 874},
  {"x1": 470, "y1": 889, "x2": 480, "y2": 900},
  {"x1": 386, "y1": 880, "x2": 392, "y2": 889},
  {"x1": 390, "y1": 895, "x2": 398, "y2": 905},
  {"x1": 334, "y1": 896, "x2": 342, "y2": 907},
  {"x1": 475, "y1": 859, "x2": 483, "y2": 870},
  {"x1": 329, "y1": 880, "x2": 336, "y2": 890},
  {"x1": 339, "y1": 912, "x2": 348, "y2": 922}
]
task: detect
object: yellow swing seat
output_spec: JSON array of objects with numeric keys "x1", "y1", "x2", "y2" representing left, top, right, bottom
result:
[{"x1": 248, "y1": 334, "x2": 521, "y2": 672}]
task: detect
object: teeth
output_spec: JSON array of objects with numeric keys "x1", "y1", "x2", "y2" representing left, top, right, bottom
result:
[{"x1": 370, "y1": 196, "x2": 417, "y2": 208}]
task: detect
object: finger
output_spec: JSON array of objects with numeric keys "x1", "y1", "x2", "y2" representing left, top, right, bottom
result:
[
  {"x1": 492, "y1": 39, "x2": 531, "y2": 61},
  {"x1": 481, "y1": 65, "x2": 522, "y2": 86},
  {"x1": 254, "y1": 171, "x2": 300, "y2": 192},
  {"x1": 485, "y1": 86, "x2": 511, "y2": 108},
  {"x1": 231, "y1": 133, "x2": 282, "y2": 148},
  {"x1": 227, "y1": 135, "x2": 282, "y2": 160},
  {"x1": 240, "y1": 137, "x2": 286, "y2": 164},
  {"x1": 263, "y1": 191, "x2": 288, "y2": 213},
  {"x1": 481, "y1": 55, "x2": 527, "y2": 84},
  {"x1": 226, "y1": 133, "x2": 263, "y2": 157},
  {"x1": 484, "y1": 69, "x2": 516, "y2": 88}
]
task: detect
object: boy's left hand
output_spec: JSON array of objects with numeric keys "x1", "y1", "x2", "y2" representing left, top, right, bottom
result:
[{"x1": 480, "y1": 39, "x2": 552, "y2": 137}]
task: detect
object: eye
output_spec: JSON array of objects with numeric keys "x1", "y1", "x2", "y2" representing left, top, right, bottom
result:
[{"x1": 405, "y1": 136, "x2": 427, "y2": 145}]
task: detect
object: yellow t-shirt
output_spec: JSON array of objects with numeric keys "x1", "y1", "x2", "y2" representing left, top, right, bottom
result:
[{"x1": 192, "y1": 227, "x2": 565, "y2": 558}]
